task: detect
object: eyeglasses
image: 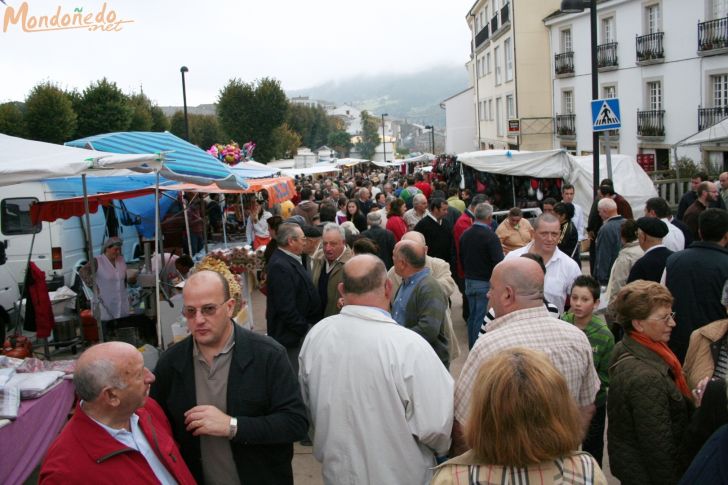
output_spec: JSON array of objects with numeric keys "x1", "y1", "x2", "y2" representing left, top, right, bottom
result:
[
  {"x1": 181, "y1": 301, "x2": 228, "y2": 318},
  {"x1": 646, "y1": 311, "x2": 676, "y2": 323}
]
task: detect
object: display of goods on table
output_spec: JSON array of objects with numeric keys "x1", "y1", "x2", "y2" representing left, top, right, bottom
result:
[{"x1": 205, "y1": 246, "x2": 266, "y2": 274}]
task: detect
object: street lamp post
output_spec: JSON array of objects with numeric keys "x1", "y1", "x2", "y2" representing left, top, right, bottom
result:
[
  {"x1": 180, "y1": 66, "x2": 190, "y2": 142},
  {"x1": 381, "y1": 113, "x2": 388, "y2": 162},
  {"x1": 425, "y1": 125, "x2": 436, "y2": 154},
  {"x1": 560, "y1": 0, "x2": 600, "y2": 197}
]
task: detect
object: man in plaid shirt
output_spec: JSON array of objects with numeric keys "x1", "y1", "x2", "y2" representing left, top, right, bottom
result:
[{"x1": 452, "y1": 257, "x2": 599, "y2": 454}]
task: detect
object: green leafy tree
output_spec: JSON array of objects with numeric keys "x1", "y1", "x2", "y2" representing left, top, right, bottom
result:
[
  {"x1": 169, "y1": 111, "x2": 225, "y2": 149},
  {"x1": 217, "y1": 77, "x2": 289, "y2": 163},
  {"x1": 75, "y1": 78, "x2": 133, "y2": 138},
  {"x1": 127, "y1": 93, "x2": 153, "y2": 131},
  {"x1": 355, "y1": 110, "x2": 380, "y2": 160},
  {"x1": 271, "y1": 122, "x2": 302, "y2": 159},
  {"x1": 287, "y1": 104, "x2": 337, "y2": 149},
  {"x1": 150, "y1": 105, "x2": 169, "y2": 132},
  {"x1": 0, "y1": 102, "x2": 26, "y2": 137},
  {"x1": 24, "y1": 82, "x2": 77, "y2": 143},
  {"x1": 327, "y1": 130, "x2": 353, "y2": 157}
]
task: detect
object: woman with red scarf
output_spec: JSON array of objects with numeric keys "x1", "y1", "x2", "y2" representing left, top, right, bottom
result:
[{"x1": 607, "y1": 281, "x2": 697, "y2": 484}]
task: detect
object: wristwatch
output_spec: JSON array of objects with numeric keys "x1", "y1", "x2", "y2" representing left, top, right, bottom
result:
[{"x1": 228, "y1": 417, "x2": 238, "y2": 440}]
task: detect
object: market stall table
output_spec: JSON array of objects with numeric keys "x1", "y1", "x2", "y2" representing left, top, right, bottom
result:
[{"x1": 0, "y1": 379, "x2": 75, "y2": 485}]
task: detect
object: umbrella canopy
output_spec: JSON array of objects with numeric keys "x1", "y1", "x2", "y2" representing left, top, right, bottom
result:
[
  {"x1": 679, "y1": 117, "x2": 728, "y2": 146},
  {"x1": 0, "y1": 133, "x2": 162, "y2": 187},
  {"x1": 66, "y1": 131, "x2": 248, "y2": 189}
]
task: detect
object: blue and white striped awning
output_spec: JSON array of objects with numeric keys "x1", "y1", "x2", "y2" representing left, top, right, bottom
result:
[{"x1": 66, "y1": 131, "x2": 248, "y2": 189}]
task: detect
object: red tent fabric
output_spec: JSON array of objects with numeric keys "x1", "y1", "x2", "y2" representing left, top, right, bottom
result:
[{"x1": 30, "y1": 187, "x2": 156, "y2": 224}]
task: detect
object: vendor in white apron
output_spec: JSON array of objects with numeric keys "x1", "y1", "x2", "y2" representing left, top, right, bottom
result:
[{"x1": 80, "y1": 237, "x2": 130, "y2": 322}]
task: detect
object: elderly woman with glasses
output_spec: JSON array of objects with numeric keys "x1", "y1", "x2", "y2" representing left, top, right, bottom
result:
[{"x1": 607, "y1": 280, "x2": 695, "y2": 485}]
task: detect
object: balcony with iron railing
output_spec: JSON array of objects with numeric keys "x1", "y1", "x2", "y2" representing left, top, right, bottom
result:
[
  {"x1": 597, "y1": 42, "x2": 618, "y2": 70},
  {"x1": 636, "y1": 32, "x2": 664, "y2": 64},
  {"x1": 474, "y1": 24, "x2": 490, "y2": 49},
  {"x1": 555, "y1": 52, "x2": 574, "y2": 77},
  {"x1": 698, "y1": 106, "x2": 728, "y2": 130},
  {"x1": 555, "y1": 114, "x2": 576, "y2": 138},
  {"x1": 637, "y1": 109, "x2": 665, "y2": 138},
  {"x1": 698, "y1": 17, "x2": 728, "y2": 54}
]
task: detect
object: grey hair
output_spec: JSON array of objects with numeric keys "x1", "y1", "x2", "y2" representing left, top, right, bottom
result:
[
  {"x1": 597, "y1": 197, "x2": 617, "y2": 211},
  {"x1": 323, "y1": 222, "x2": 346, "y2": 239},
  {"x1": 396, "y1": 242, "x2": 426, "y2": 268},
  {"x1": 474, "y1": 202, "x2": 493, "y2": 221},
  {"x1": 276, "y1": 222, "x2": 302, "y2": 246},
  {"x1": 367, "y1": 211, "x2": 382, "y2": 226},
  {"x1": 342, "y1": 255, "x2": 387, "y2": 295},
  {"x1": 413, "y1": 193, "x2": 427, "y2": 204},
  {"x1": 532, "y1": 213, "x2": 560, "y2": 230},
  {"x1": 74, "y1": 357, "x2": 126, "y2": 402}
]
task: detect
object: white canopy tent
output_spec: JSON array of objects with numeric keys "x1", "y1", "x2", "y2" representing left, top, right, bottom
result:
[
  {"x1": 281, "y1": 164, "x2": 341, "y2": 177},
  {"x1": 457, "y1": 149, "x2": 657, "y2": 216},
  {"x1": 679, "y1": 117, "x2": 728, "y2": 146}
]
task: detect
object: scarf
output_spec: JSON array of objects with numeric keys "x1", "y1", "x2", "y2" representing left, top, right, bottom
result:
[{"x1": 630, "y1": 331, "x2": 692, "y2": 399}]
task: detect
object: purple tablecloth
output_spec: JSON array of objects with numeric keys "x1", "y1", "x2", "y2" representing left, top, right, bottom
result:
[{"x1": 0, "y1": 379, "x2": 75, "y2": 485}]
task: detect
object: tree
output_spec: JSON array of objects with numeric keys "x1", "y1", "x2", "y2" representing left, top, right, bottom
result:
[
  {"x1": 327, "y1": 130, "x2": 353, "y2": 157},
  {"x1": 150, "y1": 105, "x2": 169, "y2": 132},
  {"x1": 24, "y1": 82, "x2": 77, "y2": 143},
  {"x1": 287, "y1": 104, "x2": 338, "y2": 149},
  {"x1": 355, "y1": 110, "x2": 380, "y2": 160},
  {"x1": 271, "y1": 123, "x2": 302, "y2": 159},
  {"x1": 127, "y1": 93, "x2": 153, "y2": 132},
  {"x1": 169, "y1": 111, "x2": 225, "y2": 150},
  {"x1": 0, "y1": 102, "x2": 26, "y2": 137},
  {"x1": 75, "y1": 78, "x2": 133, "y2": 138},
  {"x1": 216, "y1": 77, "x2": 289, "y2": 163}
]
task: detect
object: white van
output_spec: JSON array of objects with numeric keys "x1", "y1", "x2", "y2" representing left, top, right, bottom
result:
[{"x1": 0, "y1": 180, "x2": 141, "y2": 326}]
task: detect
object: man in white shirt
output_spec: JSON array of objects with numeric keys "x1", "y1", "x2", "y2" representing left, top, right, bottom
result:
[
  {"x1": 299, "y1": 254, "x2": 453, "y2": 485},
  {"x1": 561, "y1": 184, "x2": 587, "y2": 241},
  {"x1": 505, "y1": 213, "x2": 582, "y2": 314},
  {"x1": 644, "y1": 197, "x2": 685, "y2": 252}
]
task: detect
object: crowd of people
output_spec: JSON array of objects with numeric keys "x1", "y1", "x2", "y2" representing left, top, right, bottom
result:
[{"x1": 39, "y1": 167, "x2": 728, "y2": 484}]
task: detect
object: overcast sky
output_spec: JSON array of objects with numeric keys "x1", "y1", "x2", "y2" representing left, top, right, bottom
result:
[{"x1": 2, "y1": 0, "x2": 473, "y2": 106}]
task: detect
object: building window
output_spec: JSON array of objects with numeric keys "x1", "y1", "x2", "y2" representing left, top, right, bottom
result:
[
  {"x1": 645, "y1": 4, "x2": 660, "y2": 34},
  {"x1": 601, "y1": 16, "x2": 615, "y2": 43},
  {"x1": 486, "y1": 52, "x2": 492, "y2": 74},
  {"x1": 488, "y1": 99, "x2": 493, "y2": 120},
  {"x1": 713, "y1": 0, "x2": 728, "y2": 20},
  {"x1": 495, "y1": 46, "x2": 502, "y2": 84},
  {"x1": 504, "y1": 38, "x2": 514, "y2": 81},
  {"x1": 496, "y1": 97, "x2": 503, "y2": 136},
  {"x1": 506, "y1": 94, "x2": 515, "y2": 119},
  {"x1": 603, "y1": 85, "x2": 617, "y2": 99},
  {"x1": 477, "y1": 58, "x2": 482, "y2": 78},
  {"x1": 647, "y1": 81, "x2": 662, "y2": 110},
  {"x1": 562, "y1": 90, "x2": 574, "y2": 114},
  {"x1": 492, "y1": 0, "x2": 499, "y2": 15},
  {"x1": 713, "y1": 74, "x2": 728, "y2": 108},
  {"x1": 561, "y1": 28, "x2": 572, "y2": 52}
]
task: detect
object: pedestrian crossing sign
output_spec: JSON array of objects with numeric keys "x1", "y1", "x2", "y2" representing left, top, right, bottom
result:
[{"x1": 591, "y1": 98, "x2": 621, "y2": 131}]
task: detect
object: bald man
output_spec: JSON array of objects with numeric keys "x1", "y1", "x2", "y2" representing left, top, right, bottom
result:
[
  {"x1": 40, "y1": 342, "x2": 196, "y2": 484},
  {"x1": 300, "y1": 255, "x2": 453, "y2": 485},
  {"x1": 151, "y1": 270, "x2": 308, "y2": 485},
  {"x1": 452, "y1": 258, "x2": 599, "y2": 454},
  {"x1": 391, "y1": 239, "x2": 450, "y2": 368}
]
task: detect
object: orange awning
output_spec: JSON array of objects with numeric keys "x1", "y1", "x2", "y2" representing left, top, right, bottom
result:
[{"x1": 163, "y1": 177, "x2": 295, "y2": 205}]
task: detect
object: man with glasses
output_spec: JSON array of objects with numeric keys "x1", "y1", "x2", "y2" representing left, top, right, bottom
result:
[
  {"x1": 265, "y1": 222, "x2": 321, "y2": 374},
  {"x1": 151, "y1": 270, "x2": 308, "y2": 485},
  {"x1": 452, "y1": 257, "x2": 599, "y2": 455}
]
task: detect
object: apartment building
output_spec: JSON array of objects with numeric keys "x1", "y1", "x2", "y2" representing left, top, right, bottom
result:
[
  {"x1": 466, "y1": 0, "x2": 561, "y2": 151},
  {"x1": 546, "y1": 0, "x2": 728, "y2": 170}
]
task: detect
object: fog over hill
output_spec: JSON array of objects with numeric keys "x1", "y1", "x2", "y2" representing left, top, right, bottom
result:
[{"x1": 287, "y1": 64, "x2": 469, "y2": 128}]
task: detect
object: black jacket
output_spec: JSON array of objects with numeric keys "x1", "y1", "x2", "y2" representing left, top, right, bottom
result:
[
  {"x1": 459, "y1": 223, "x2": 504, "y2": 281},
  {"x1": 627, "y1": 246, "x2": 674, "y2": 284},
  {"x1": 150, "y1": 324, "x2": 309, "y2": 485},
  {"x1": 361, "y1": 225, "x2": 396, "y2": 269},
  {"x1": 414, "y1": 215, "x2": 453, "y2": 264},
  {"x1": 665, "y1": 242, "x2": 728, "y2": 362},
  {"x1": 266, "y1": 249, "x2": 320, "y2": 348}
]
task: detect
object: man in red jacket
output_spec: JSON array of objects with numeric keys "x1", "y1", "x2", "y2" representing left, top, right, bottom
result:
[{"x1": 40, "y1": 342, "x2": 195, "y2": 485}]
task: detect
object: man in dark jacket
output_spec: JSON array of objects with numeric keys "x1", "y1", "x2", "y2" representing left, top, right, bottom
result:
[
  {"x1": 266, "y1": 223, "x2": 321, "y2": 373},
  {"x1": 414, "y1": 197, "x2": 453, "y2": 264},
  {"x1": 627, "y1": 217, "x2": 673, "y2": 283},
  {"x1": 361, "y1": 211, "x2": 395, "y2": 269},
  {"x1": 151, "y1": 270, "x2": 308, "y2": 485},
  {"x1": 666, "y1": 209, "x2": 728, "y2": 362},
  {"x1": 677, "y1": 172, "x2": 726, "y2": 221}
]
